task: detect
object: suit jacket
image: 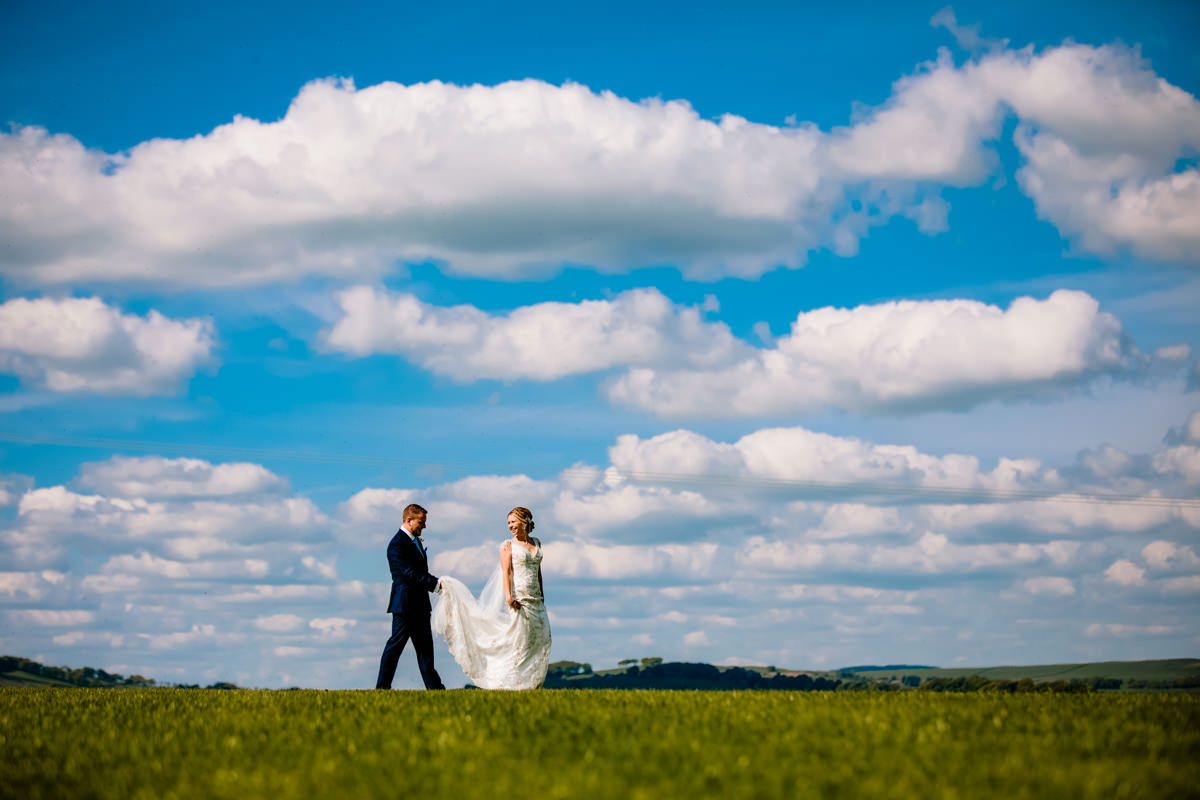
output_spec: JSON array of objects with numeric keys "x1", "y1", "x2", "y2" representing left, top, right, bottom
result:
[{"x1": 385, "y1": 528, "x2": 440, "y2": 616}]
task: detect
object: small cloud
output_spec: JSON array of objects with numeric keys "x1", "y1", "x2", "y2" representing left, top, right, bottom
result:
[
  {"x1": 1160, "y1": 576, "x2": 1200, "y2": 594},
  {"x1": 309, "y1": 617, "x2": 357, "y2": 635},
  {"x1": 1154, "y1": 343, "x2": 1191, "y2": 362},
  {"x1": 683, "y1": 631, "x2": 710, "y2": 646},
  {"x1": 254, "y1": 614, "x2": 305, "y2": 632},
  {"x1": 9, "y1": 609, "x2": 96, "y2": 626},
  {"x1": 1103, "y1": 560, "x2": 1146, "y2": 586},
  {"x1": 1021, "y1": 577, "x2": 1076, "y2": 596},
  {"x1": 865, "y1": 603, "x2": 922, "y2": 615},
  {"x1": 930, "y1": 6, "x2": 1005, "y2": 51},
  {"x1": 52, "y1": 631, "x2": 86, "y2": 646},
  {"x1": 752, "y1": 320, "x2": 774, "y2": 346},
  {"x1": 0, "y1": 296, "x2": 216, "y2": 396},
  {"x1": 1085, "y1": 623, "x2": 1176, "y2": 638},
  {"x1": 1142, "y1": 540, "x2": 1200, "y2": 571}
]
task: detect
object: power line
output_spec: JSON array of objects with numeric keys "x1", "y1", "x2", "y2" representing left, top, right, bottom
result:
[{"x1": 1, "y1": 429, "x2": 1197, "y2": 509}]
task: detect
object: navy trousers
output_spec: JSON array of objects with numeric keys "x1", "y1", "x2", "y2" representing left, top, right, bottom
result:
[{"x1": 376, "y1": 612, "x2": 444, "y2": 690}]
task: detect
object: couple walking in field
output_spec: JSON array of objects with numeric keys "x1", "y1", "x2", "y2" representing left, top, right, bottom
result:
[{"x1": 375, "y1": 504, "x2": 552, "y2": 691}]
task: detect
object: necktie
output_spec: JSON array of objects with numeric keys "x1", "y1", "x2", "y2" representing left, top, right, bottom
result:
[{"x1": 414, "y1": 535, "x2": 426, "y2": 559}]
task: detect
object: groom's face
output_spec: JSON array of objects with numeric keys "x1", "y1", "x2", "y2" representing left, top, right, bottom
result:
[{"x1": 407, "y1": 512, "x2": 427, "y2": 535}]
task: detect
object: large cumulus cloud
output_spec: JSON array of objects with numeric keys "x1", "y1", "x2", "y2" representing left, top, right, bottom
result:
[
  {"x1": 326, "y1": 285, "x2": 1140, "y2": 417},
  {"x1": 1, "y1": 36, "x2": 1196, "y2": 288}
]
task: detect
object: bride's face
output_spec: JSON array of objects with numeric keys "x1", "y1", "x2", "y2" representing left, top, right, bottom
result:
[{"x1": 507, "y1": 513, "x2": 526, "y2": 536}]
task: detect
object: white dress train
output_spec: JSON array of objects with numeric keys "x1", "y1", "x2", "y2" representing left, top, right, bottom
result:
[{"x1": 432, "y1": 538, "x2": 552, "y2": 690}]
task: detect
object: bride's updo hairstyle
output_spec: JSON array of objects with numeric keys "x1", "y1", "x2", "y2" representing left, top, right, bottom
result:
[{"x1": 508, "y1": 506, "x2": 535, "y2": 533}]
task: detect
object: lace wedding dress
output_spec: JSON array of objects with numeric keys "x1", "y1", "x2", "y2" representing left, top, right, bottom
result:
[{"x1": 432, "y1": 538, "x2": 552, "y2": 690}]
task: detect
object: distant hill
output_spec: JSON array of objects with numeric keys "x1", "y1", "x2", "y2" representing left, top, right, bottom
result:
[
  {"x1": 0, "y1": 655, "x2": 157, "y2": 688},
  {"x1": 7, "y1": 653, "x2": 1196, "y2": 692},
  {"x1": 842, "y1": 659, "x2": 1200, "y2": 686},
  {"x1": 0, "y1": 656, "x2": 240, "y2": 689},
  {"x1": 841, "y1": 664, "x2": 936, "y2": 672},
  {"x1": 547, "y1": 657, "x2": 1200, "y2": 691},
  {"x1": 545, "y1": 660, "x2": 843, "y2": 691}
]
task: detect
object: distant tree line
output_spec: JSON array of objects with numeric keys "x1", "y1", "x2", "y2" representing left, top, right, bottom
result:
[
  {"x1": 1, "y1": 655, "x2": 242, "y2": 689},
  {"x1": 918, "y1": 676, "x2": 1103, "y2": 693},
  {"x1": 1126, "y1": 675, "x2": 1200, "y2": 690},
  {"x1": 545, "y1": 660, "x2": 842, "y2": 691},
  {"x1": 545, "y1": 660, "x2": 1200, "y2": 693},
  {"x1": 914, "y1": 674, "x2": 1200, "y2": 692},
  {"x1": 0, "y1": 655, "x2": 156, "y2": 688}
]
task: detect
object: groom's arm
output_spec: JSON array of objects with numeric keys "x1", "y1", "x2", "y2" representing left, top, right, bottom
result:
[{"x1": 389, "y1": 538, "x2": 439, "y2": 593}]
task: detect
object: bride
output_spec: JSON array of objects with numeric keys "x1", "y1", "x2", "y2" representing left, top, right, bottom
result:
[{"x1": 432, "y1": 506, "x2": 552, "y2": 690}]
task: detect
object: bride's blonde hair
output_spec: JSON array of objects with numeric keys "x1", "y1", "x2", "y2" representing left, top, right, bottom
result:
[{"x1": 508, "y1": 506, "x2": 535, "y2": 532}]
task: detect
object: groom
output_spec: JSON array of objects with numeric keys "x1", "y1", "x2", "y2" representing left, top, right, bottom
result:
[{"x1": 375, "y1": 503, "x2": 445, "y2": 690}]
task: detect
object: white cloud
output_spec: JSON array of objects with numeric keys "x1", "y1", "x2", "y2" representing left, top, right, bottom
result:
[
  {"x1": 139, "y1": 624, "x2": 216, "y2": 650},
  {"x1": 552, "y1": 483, "x2": 721, "y2": 541},
  {"x1": 95, "y1": 552, "x2": 273, "y2": 581},
  {"x1": 1160, "y1": 576, "x2": 1200, "y2": 594},
  {"x1": 338, "y1": 474, "x2": 559, "y2": 550},
  {"x1": 1085, "y1": 623, "x2": 1176, "y2": 638},
  {"x1": 3, "y1": 41, "x2": 1195, "y2": 290},
  {"x1": 327, "y1": 288, "x2": 1135, "y2": 418},
  {"x1": 604, "y1": 425, "x2": 1058, "y2": 493},
  {"x1": 301, "y1": 556, "x2": 338, "y2": 581},
  {"x1": 433, "y1": 540, "x2": 720, "y2": 584},
  {"x1": 1154, "y1": 343, "x2": 1191, "y2": 362},
  {"x1": 0, "y1": 570, "x2": 65, "y2": 601},
  {"x1": 608, "y1": 290, "x2": 1134, "y2": 417},
  {"x1": 309, "y1": 617, "x2": 357, "y2": 635},
  {"x1": 1103, "y1": 560, "x2": 1146, "y2": 586},
  {"x1": 830, "y1": 49, "x2": 1002, "y2": 185},
  {"x1": 1152, "y1": 445, "x2": 1200, "y2": 484},
  {"x1": 684, "y1": 631, "x2": 711, "y2": 646},
  {"x1": 13, "y1": 486, "x2": 328, "y2": 549},
  {"x1": 0, "y1": 79, "x2": 834, "y2": 285},
  {"x1": 739, "y1": 532, "x2": 1080, "y2": 576},
  {"x1": 79, "y1": 573, "x2": 142, "y2": 593},
  {"x1": 9, "y1": 609, "x2": 95, "y2": 626},
  {"x1": 5, "y1": 414, "x2": 1199, "y2": 688},
  {"x1": 1182, "y1": 411, "x2": 1200, "y2": 445},
  {"x1": 865, "y1": 603, "x2": 923, "y2": 615},
  {"x1": 0, "y1": 296, "x2": 215, "y2": 395},
  {"x1": 929, "y1": 6, "x2": 999, "y2": 52},
  {"x1": 0, "y1": 475, "x2": 32, "y2": 508},
  {"x1": 323, "y1": 286, "x2": 746, "y2": 381},
  {"x1": 844, "y1": 38, "x2": 1200, "y2": 264},
  {"x1": 996, "y1": 46, "x2": 1200, "y2": 264},
  {"x1": 77, "y1": 456, "x2": 288, "y2": 499},
  {"x1": 1142, "y1": 540, "x2": 1200, "y2": 571},
  {"x1": 254, "y1": 614, "x2": 305, "y2": 632},
  {"x1": 1021, "y1": 577, "x2": 1076, "y2": 596}
]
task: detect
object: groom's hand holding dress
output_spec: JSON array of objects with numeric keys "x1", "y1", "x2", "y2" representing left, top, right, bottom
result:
[{"x1": 375, "y1": 504, "x2": 446, "y2": 690}]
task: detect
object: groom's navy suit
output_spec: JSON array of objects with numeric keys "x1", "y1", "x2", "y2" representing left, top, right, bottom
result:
[{"x1": 375, "y1": 527, "x2": 445, "y2": 690}]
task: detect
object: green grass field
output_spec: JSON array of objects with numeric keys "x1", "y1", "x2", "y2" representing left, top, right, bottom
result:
[{"x1": 2, "y1": 688, "x2": 1196, "y2": 799}]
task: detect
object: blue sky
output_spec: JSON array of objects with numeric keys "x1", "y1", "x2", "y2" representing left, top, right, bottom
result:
[{"x1": 1, "y1": 0, "x2": 1198, "y2": 689}]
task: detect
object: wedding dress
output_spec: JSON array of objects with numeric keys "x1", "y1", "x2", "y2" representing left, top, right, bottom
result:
[{"x1": 432, "y1": 538, "x2": 551, "y2": 690}]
